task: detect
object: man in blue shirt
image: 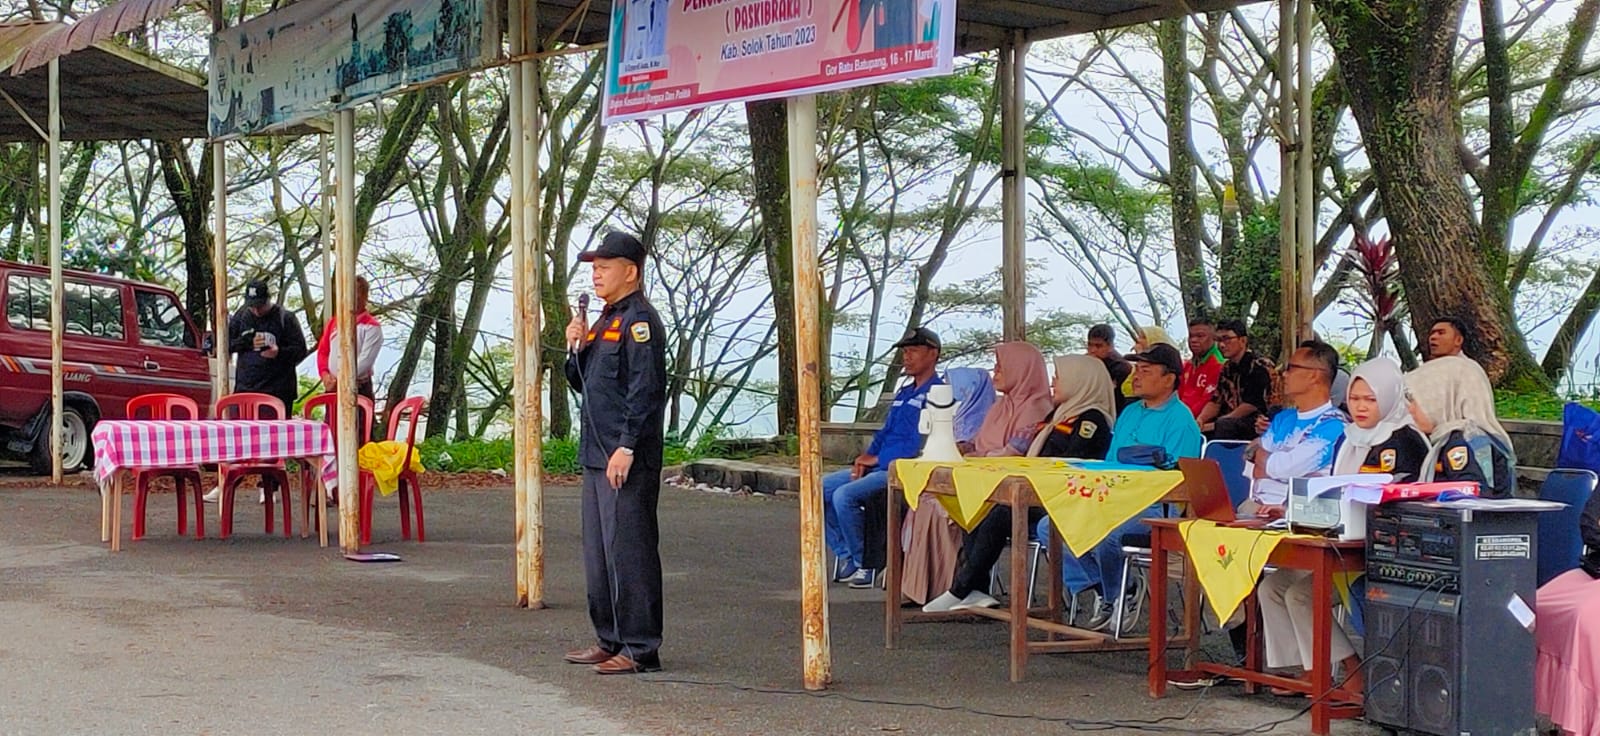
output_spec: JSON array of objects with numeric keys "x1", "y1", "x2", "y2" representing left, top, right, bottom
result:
[
  {"x1": 825, "y1": 327, "x2": 944, "y2": 589},
  {"x1": 1248, "y1": 340, "x2": 1347, "y2": 512},
  {"x1": 1077, "y1": 342, "x2": 1204, "y2": 629}
]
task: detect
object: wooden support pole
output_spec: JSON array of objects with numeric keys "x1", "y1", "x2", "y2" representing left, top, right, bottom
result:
[
  {"x1": 334, "y1": 107, "x2": 360, "y2": 554},
  {"x1": 788, "y1": 94, "x2": 831, "y2": 691},
  {"x1": 510, "y1": 0, "x2": 529, "y2": 607},
  {"x1": 1276, "y1": 0, "x2": 1298, "y2": 360},
  {"x1": 1295, "y1": 0, "x2": 1316, "y2": 341},
  {"x1": 999, "y1": 33, "x2": 1028, "y2": 342},
  {"x1": 319, "y1": 134, "x2": 332, "y2": 324},
  {"x1": 47, "y1": 57, "x2": 62, "y2": 484}
]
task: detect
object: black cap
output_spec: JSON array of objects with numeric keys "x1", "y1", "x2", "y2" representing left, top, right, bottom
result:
[
  {"x1": 244, "y1": 279, "x2": 270, "y2": 307},
  {"x1": 892, "y1": 327, "x2": 941, "y2": 351},
  {"x1": 1127, "y1": 343, "x2": 1183, "y2": 375},
  {"x1": 578, "y1": 231, "x2": 648, "y2": 266}
]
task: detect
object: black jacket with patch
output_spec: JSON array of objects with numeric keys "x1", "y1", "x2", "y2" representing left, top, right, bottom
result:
[{"x1": 565, "y1": 290, "x2": 668, "y2": 470}]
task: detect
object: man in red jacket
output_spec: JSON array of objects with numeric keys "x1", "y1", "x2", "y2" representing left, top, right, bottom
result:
[{"x1": 317, "y1": 275, "x2": 383, "y2": 402}]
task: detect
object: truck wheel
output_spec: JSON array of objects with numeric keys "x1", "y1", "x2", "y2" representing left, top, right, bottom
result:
[{"x1": 28, "y1": 406, "x2": 91, "y2": 475}]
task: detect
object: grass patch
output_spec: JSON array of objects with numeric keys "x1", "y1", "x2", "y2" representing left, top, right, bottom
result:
[
  {"x1": 1494, "y1": 390, "x2": 1600, "y2": 422},
  {"x1": 417, "y1": 431, "x2": 724, "y2": 474}
]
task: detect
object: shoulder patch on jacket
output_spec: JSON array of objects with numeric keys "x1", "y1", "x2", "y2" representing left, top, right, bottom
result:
[
  {"x1": 1447, "y1": 446, "x2": 1469, "y2": 471},
  {"x1": 630, "y1": 322, "x2": 652, "y2": 343},
  {"x1": 1079, "y1": 420, "x2": 1097, "y2": 439},
  {"x1": 1379, "y1": 448, "x2": 1396, "y2": 472}
]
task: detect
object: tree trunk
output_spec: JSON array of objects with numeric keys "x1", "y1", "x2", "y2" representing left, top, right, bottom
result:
[
  {"x1": 1541, "y1": 266, "x2": 1600, "y2": 383},
  {"x1": 156, "y1": 140, "x2": 215, "y2": 330},
  {"x1": 745, "y1": 99, "x2": 798, "y2": 435},
  {"x1": 1160, "y1": 17, "x2": 1210, "y2": 320},
  {"x1": 1317, "y1": 0, "x2": 1546, "y2": 390}
]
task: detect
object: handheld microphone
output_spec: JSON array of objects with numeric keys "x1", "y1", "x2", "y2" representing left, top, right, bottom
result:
[{"x1": 577, "y1": 293, "x2": 590, "y2": 315}]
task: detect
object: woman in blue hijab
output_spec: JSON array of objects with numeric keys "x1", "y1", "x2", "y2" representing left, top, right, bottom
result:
[
  {"x1": 946, "y1": 367, "x2": 997, "y2": 447},
  {"x1": 901, "y1": 365, "x2": 999, "y2": 604}
]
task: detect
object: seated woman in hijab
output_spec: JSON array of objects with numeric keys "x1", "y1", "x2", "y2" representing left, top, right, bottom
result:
[
  {"x1": 921, "y1": 353, "x2": 1115, "y2": 613},
  {"x1": 899, "y1": 367, "x2": 997, "y2": 605},
  {"x1": 1258, "y1": 357, "x2": 1425, "y2": 696},
  {"x1": 1534, "y1": 489, "x2": 1600, "y2": 736},
  {"x1": 1405, "y1": 354, "x2": 1516, "y2": 497}
]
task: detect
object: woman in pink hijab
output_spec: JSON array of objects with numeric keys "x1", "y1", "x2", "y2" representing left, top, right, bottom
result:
[
  {"x1": 967, "y1": 342, "x2": 1056, "y2": 456},
  {"x1": 903, "y1": 342, "x2": 1055, "y2": 604}
]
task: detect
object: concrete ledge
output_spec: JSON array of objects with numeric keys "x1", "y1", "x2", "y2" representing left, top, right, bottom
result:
[
  {"x1": 821, "y1": 422, "x2": 880, "y2": 464},
  {"x1": 681, "y1": 458, "x2": 800, "y2": 494},
  {"x1": 1507, "y1": 419, "x2": 1561, "y2": 469}
]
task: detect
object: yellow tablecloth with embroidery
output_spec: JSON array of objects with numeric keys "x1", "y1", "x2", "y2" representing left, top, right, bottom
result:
[
  {"x1": 1178, "y1": 519, "x2": 1362, "y2": 623},
  {"x1": 891, "y1": 457, "x2": 1182, "y2": 557}
]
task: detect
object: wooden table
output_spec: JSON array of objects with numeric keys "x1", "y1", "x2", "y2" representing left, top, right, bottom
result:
[
  {"x1": 1145, "y1": 518, "x2": 1366, "y2": 735},
  {"x1": 886, "y1": 466, "x2": 1195, "y2": 682}
]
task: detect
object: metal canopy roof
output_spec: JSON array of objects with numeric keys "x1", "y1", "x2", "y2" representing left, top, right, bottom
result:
[
  {"x1": 0, "y1": 22, "x2": 210, "y2": 142},
  {"x1": 530, "y1": 0, "x2": 1264, "y2": 55}
]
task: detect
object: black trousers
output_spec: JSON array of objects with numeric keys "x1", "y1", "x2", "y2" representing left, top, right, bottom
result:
[
  {"x1": 581, "y1": 463, "x2": 664, "y2": 665},
  {"x1": 949, "y1": 506, "x2": 1046, "y2": 598}
]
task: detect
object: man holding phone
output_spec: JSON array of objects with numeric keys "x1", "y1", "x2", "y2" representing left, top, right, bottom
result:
[{"x1": 228, "y1": 278, "x2": 309, "y2": 412}]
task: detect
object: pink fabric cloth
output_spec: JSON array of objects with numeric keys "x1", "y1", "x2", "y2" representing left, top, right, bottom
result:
[
  {"x1": 1537, "y1": 569, "x2": 1600, "y2": 736},
  {"x1": 91, "y1": 419, "x2": 339, "y2": 491},
  {"x1": 972, "y1": 342, "x2": 1054, "y2": 456}
]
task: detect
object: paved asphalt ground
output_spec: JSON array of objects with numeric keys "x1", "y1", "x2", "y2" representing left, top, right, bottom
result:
[{"x1": 0, "y1": 473, "x2": 1382, "y2": 735}]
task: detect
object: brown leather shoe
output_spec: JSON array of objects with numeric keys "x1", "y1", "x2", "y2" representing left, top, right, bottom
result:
[
  {"x1": 563, "y1": 646, "x2": 615, "y2": 665},
  {"x1": 593, "y1": 654, "x2": 660, "y2": 675}
]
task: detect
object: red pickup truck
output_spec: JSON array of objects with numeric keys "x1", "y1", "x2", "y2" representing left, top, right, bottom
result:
[{"x1": 0, "y1": 261, "x2": 212, "y2": 473}]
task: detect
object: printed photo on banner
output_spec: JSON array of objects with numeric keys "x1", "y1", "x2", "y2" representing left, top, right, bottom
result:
[{"x1": 602, "y1": 0, "x2": 956, "y2": 124}]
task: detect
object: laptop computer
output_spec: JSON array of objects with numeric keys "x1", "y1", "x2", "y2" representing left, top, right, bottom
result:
[{"x1": 1178, "y1": 457, "x2": 1246, "y2": 523}]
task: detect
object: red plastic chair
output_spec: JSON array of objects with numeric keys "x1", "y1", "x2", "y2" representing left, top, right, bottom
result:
[
  {"x1": 127, "y1": 393, "x2": 205, "y2": 541},
  {"x1": 363, "y1": 396, "x2": 427, "y2": 544},
  {"x1": 298, "y1": 393, "x2": 374, "y2": 536},
  {"x1": 214, "y1": 393, "x2": 293, "y2": 539}
]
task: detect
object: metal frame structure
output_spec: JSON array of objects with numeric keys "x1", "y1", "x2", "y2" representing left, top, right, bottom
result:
[{"x1": 21, "y1": 0, "x2": 1324, "y2": 693}]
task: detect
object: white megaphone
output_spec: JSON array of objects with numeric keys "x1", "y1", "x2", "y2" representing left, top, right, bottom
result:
[{"x1": 918, "y1": 383, "x2": 966, "y2": 462}]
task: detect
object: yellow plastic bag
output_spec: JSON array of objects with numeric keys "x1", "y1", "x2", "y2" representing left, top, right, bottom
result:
[{"x1": 358, "y1": 440, "x2": 425, "y2": 496}]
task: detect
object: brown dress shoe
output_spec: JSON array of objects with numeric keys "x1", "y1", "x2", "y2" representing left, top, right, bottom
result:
[
  {"x1": 593, "y1": 654, "x2": 660, "y2": 675},
  {"x1": 563, "y1": 645, "x2": 615, "y2": 665}
]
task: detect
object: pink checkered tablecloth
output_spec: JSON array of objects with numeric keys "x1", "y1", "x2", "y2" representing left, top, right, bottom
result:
[{"x1": 92, "y1": 419, "x2": 340, "y2": 491}]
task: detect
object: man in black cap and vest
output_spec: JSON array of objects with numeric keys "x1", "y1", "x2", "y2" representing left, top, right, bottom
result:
[
  {"x1": 227, "y1": 278, "x2": 309, "y2": 412},
  {"x1": 562, "y1": 231, "x2": 668, "y2": 675}
]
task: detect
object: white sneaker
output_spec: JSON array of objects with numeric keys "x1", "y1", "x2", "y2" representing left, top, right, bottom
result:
[
  {"x1": 953, "y1": 591, "x2": 1001, "y2": 610},
  {"x1": 202, "y1": 487, "x2": 221, "y2": 503},
  {"x1": 922, "y1": 592, "x2": 963, "y2": 613},
  {"x1": 257, "y1": 489, "x2": 266, "y2": 504}
]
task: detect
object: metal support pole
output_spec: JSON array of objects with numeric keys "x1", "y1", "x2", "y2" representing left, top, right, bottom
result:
[
  {"x1": 999, "y1": 34, "x2": 1028, "y2": 342},
  {"x1": 1276, "y1": 0, "x2": 1297, "y2": 360},
  {"x1": 212, "y1": 141, "x2": 229, "y2": 406},
  {"x1": 788, "y1": 94, "x2": 830, "y2": 691},
  {"x1": 47, "y1": 58, "x2": 62, "y2": 484},
  {"x1": 523, "y1": 0, "x2": 547, "y2": 609},
  {"x1": 334, "y1": 108, "x2": 359, "y2": 554},
  {"x1": 319, "y1": 134, "x2": 332, "y2": 324},
  {"x1": 1295, "y1": 0, "x2": 1316, "y2": 342},
  {"x1": 510, "y1": 0, "x2": 532, "y2": 607}
]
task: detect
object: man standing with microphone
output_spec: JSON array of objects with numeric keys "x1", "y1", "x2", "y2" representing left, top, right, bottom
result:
[{"x1": 561, "y1": 231, "x2": 668, "y2": 675}]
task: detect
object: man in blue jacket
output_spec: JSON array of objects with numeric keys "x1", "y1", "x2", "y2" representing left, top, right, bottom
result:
[{"x1": 825, "y1": 327, "x2": 944, "y2": 589}]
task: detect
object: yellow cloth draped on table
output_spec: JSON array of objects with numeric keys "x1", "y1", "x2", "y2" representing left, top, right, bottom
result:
[
  {"x1": 1178, "y1": 520, "x2": 1292, "y2": 622},
  {"x1": 357, "y1": 440, "x2": 424, "y2": 496},
  {"x1": 891, "y1": 457, "x2": 1182, "y2": 554}
]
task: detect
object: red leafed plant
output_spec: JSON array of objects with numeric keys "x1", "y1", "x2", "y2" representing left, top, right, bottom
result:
[{"x1": 1339, "y1": 230, "x2": 1407, "y2": 358}]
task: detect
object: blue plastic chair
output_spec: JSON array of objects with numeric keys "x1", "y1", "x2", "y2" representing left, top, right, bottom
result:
[
  {"x1": 1536, "y1": 468, "x2": 1597, "y2": 586},
  {"x1": 1203, "y1": 440, "x2": 1252, "y2": 509}
]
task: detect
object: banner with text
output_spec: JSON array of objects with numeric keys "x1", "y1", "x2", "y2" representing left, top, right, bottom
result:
[
  {"x1": 602, "y1": 0, "x2": 956, "y2": 124},
  {"x1": 210, "y1": 0, "x2": 498, "y2": 139}
]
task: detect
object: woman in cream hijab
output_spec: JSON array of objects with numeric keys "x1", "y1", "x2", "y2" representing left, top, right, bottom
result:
[
  {"x1": 923, "y1": 354, "x2": 1117, "y2": 613},
  {"x1": 1405, "y1": 354, "x2": 1516, "y2": 497}
]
